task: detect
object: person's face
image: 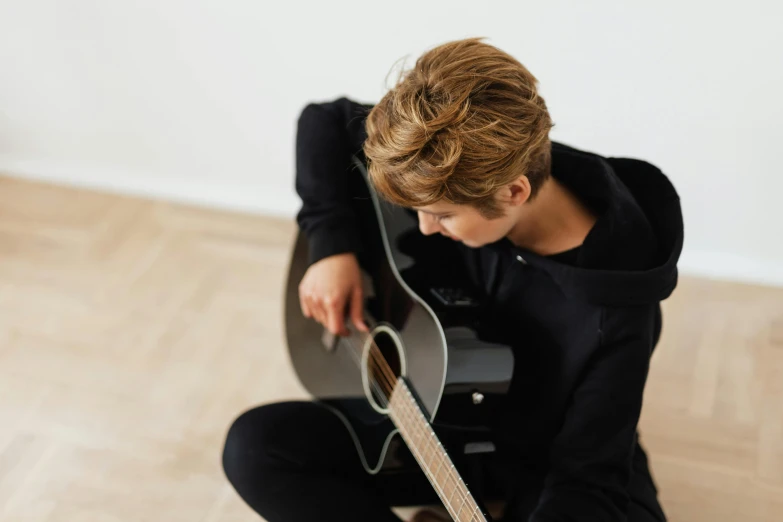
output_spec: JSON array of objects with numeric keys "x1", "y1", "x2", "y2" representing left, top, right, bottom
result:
[
  {"x1": 413, "y1": 200, "x2": 513, "y2": 248},
  {"x1": 413, "y1": 176, "x2": 532, "y2": 248}
]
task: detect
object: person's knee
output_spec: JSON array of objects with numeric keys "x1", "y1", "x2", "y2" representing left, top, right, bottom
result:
[
  {"x1": 221, "y1": 401, "x2": 327, "y2": 487},
  {"x1": 222, "y1": 407, "x2": 261, "y2": 487},
  {"x1": 222, "y1": 404, "x2": 289, "y2": 485}
]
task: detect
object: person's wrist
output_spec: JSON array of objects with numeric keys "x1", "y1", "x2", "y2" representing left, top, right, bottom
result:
[{"x1": 307, "y1": 226, "x2": 361, "y2": 265}]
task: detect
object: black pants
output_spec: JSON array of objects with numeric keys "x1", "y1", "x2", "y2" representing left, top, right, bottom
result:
[{"x1": 221, "y1": 401, "x2": 666, "y2": 522}]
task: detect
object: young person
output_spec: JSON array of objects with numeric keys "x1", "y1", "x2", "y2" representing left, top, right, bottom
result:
[{"x1": 222, "y1": 37, "x2": 682, "y2": 522}]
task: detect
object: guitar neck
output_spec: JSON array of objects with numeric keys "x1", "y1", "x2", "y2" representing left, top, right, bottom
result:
[{"x1": 388, "y1": 381, "x2": 488, "y2": 522}]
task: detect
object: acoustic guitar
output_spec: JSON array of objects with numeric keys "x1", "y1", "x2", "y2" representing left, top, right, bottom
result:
[{"x1": 284, "y1": 155, "x2": 514, "y2": 522}]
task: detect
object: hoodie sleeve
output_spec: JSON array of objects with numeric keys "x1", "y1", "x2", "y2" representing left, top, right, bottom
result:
[
  {"x1": 294, "y1": 97, "x2": 374, "y2": 265},
  {"x1": 526, "y1": 305, "x2": 657, "y2": 522}
]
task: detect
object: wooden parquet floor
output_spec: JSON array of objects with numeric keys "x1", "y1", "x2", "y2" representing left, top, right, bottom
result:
[{"x1": 0, "y1": 175, "x2": 781, "y2": 522}]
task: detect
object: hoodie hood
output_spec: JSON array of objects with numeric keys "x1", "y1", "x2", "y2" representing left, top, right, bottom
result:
[{"x1": 493, "y1": 141, "x2": 684, "y2": 307}]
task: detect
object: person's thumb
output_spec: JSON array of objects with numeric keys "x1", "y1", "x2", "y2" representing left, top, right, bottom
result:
[{"x1": 350, "y1": 284, "x2": 368, "y2": 332}]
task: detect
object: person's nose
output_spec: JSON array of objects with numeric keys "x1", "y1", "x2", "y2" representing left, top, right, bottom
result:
[{"x1": 418, "y1": 212, "x2": 440, "y2": 236}]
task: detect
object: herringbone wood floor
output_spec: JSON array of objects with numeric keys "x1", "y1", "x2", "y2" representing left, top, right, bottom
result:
[{"x1": 0, "y1": 175, "x2": 781, "y2": 521}]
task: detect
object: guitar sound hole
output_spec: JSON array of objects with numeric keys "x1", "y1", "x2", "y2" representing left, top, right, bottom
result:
[{"x1": 366, "y1": 329, "x2": 403, "y2": 409}]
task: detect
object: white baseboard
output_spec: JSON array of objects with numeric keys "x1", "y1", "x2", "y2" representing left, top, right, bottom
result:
[
  {"x1": 1, "y1": 157, "x2": 781, "y2": 288},
  {"x1": 0, "y1": 157, "x2": 301, "y2": 218},
  {"x1": 678, "y1": 248, "x2": 783, "y2": 288}
]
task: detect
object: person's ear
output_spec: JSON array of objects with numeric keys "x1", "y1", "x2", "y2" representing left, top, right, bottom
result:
[{"x1": 504, "y1": 175, "x2": 532, "y2": 206}]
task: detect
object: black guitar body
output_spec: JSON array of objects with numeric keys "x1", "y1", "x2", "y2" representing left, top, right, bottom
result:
[{"x1": 285, "y1": 156, "x2": 514, "y2": 477}]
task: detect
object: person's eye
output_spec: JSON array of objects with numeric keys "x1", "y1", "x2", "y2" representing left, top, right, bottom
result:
[{"x1": 435, "y1": 214, "x2": 451, "y2": 222}]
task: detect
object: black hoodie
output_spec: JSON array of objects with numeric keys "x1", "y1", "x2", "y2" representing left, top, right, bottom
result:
[{"x1": 295, "y1": 97, "x2": 683, "y2": 521}]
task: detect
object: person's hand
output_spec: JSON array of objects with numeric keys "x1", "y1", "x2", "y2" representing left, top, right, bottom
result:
[
  {"x1": 298, "y1": 252, "x2": 369, "y2": 336},
  {"x1": 409, "y1": 509, "x2": 452, "y2": 522}
]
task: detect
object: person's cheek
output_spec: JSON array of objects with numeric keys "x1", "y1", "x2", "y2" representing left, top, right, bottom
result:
[{"x1": 444, "y1": 223, "x2": 460, "y2": 239}]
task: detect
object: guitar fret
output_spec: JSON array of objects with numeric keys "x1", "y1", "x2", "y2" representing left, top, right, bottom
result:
[
  {"x1": 433, "y1": 449, "x2": 444, "y2": 482},
  {"x1": 415, "y1": 410, "x2": 462, "y2": 515},
  {"x1": 455, "y1": 495, "x2": 467, "y2": 520},
  {"x1": 398, "y1": 399, "x2": 457, "y2": 519},
  {"x1": 402, "y1": 388, "x2": 461, "y2": 499},
  {"x1": 425, "y1": 430, "x2": 436, "y2": 466},
  {"x1": 389, "y1": 382, "x2": 486, "y2": 522},
  {"x1": 447, "y1": 467, "x2": 459, "y2": 503}
]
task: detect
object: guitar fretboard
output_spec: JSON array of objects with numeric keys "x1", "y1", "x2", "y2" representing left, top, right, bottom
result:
[{"x1": 388, "y1": 381, "x2": 488, "y2": 522}]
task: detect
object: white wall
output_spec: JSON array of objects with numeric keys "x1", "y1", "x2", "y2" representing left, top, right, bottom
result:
[{"x1": 1, "y1": 0, "x2": 781, "y2": 286}]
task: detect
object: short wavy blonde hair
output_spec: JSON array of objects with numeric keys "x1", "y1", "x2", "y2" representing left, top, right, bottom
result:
[{"x1": 363, "y1": 37, "x2": 555, "y2": 219}]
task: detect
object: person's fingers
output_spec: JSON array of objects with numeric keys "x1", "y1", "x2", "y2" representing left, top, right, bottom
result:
[
  {"x1": 299, "y1": 286, "x2": 311, "y2": 319},
  {"x1": 324, "y1": 295, "x2": 346, "y2": 335},
  {"x1": 308, "y1": 295, "x2": 326, "y2": 326},
  {"x1": 350, "y1": 285, "x2": 368, "y2": 332}
]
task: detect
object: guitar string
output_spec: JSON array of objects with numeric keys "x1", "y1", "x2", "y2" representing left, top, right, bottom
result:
[
  {"x1": 375, "y1": 354, "x2": 480, "y2": 521},
  {"x1": 339, "y1": 332, "x2": 480, "y2": 521},
  {"x1": 391, "y1": 386, "x2": 462, "y2": 521},
  {"x1": 390, "y1": 384, "x2": 483, "y2": 522},
  {"x1": 337, "y1": 333, "x2": 391, "y2": 409},
  {"x1": 341, "y1": 331, "x2": 468, "y2": 489},
  {"x1": 341, "y1": 332, "x2": 395, "y2": 407},
  {"x1": 340, "y1": 333, "x2": 473, "y2": 520}
]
